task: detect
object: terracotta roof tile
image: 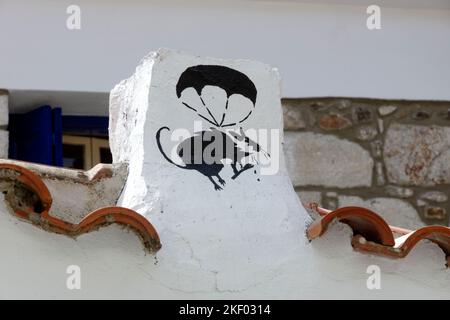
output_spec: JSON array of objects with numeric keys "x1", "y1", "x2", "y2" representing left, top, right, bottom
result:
[
  {"x1": 0, "y1": 161, "x2": 161, "y2": 253},
  {"x1": 307, "y1": 204, "x2": 450, "y2": 266}
]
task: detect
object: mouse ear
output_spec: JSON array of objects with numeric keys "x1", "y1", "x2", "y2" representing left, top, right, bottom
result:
[{"x1": 227, "y1": 128, "x2": 245, "y2": 141}]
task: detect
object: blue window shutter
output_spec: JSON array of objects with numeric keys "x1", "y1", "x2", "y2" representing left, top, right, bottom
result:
[
  {"x1": 52, "y1": 107, "x2": 63, "y2": 166},
  {"x1": 9, "y1": 105, "x2": 62, "y2": 166}
]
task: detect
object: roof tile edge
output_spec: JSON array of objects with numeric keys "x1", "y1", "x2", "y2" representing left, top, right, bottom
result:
[
  {"x1": 307, "y1": 204, "x2": 450, "y2": 267},
  {"x1": 0, "y1": 160, "x2": 161, "y2": 253}
]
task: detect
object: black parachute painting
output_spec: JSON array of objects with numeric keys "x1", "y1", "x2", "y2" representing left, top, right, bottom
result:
[{"x1": 175, "y1": 65, "x2": 257, "y2": 127}]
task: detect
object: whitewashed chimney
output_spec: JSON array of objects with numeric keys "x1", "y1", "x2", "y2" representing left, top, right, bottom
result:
[{"x1": 109, "y1": 48, "x2": 312, "y2": 292}]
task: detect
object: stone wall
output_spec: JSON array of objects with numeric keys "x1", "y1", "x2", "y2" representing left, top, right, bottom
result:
[
  {"x1": 0, "y1": 90, "x2": 8, "y2": 159},
  {"x1": 283, "y1": 98, "x2": 450, "y2": 228}
]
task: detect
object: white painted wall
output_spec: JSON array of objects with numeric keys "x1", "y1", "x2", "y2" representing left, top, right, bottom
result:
[
  {"x1": 1, "y1": 198, "x2": 448, "y2": 299},
  {"x1": 1, "y1": 0, "x2": 450, "y2": 105},
  {"x1": 1, "y1": 195, "x2": 448, "y2": 299}
]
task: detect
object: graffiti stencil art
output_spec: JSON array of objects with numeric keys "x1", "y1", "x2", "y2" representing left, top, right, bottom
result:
[{"x1": 156, "y1": 65, "x2": 270, "y2": 191}]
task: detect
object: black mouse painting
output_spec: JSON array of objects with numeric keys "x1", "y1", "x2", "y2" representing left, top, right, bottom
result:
[{"x1": 156, "y1": 65, "x2": 270, "y2": 191}]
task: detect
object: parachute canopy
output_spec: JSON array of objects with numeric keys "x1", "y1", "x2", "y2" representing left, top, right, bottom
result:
[{"x1": 176, "y1": 65, "x2": 257, "y2": 127}]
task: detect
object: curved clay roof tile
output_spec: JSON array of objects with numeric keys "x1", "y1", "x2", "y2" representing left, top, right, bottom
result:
[
  {"x1": 0, "y1": 161, "x2": 161, "y2": 253},
  {"x1": 307, "y1": 204, "x2": 450, "y2": 266}
]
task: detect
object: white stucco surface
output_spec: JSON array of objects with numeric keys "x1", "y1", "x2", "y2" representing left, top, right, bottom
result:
[
  {"x1": 0, "y1": 194, "x2": 448, "y2": 299},
  {"x1": 110, "y1": 48, "x2": 313, "y2": 293},
  {"x1": 0, "y1": 50, "x2": 448, "y2": 299}
]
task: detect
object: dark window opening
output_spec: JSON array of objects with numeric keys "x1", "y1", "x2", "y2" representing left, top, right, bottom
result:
[{"x1": 63, "y1": 144, "x2": 85, "y2": 169}]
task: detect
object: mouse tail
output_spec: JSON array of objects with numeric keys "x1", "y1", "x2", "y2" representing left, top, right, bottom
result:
[{"x1": 156, "y1": 126, "x2": 188, "y2": 169}]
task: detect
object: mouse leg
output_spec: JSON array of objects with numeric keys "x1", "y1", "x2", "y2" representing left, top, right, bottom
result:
[
  {"x1": 231, "y1": 163, "x2": 254, "y2": 180},
  {"x1": 230, "y1": 163, "x2": 239, "y2": 176},
  {"x1": 216, "y1": 174, "x2": 226, "y2": 186},
  {"x1": 207, "y1": 176, "x2": 223, "y2": 191}
]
